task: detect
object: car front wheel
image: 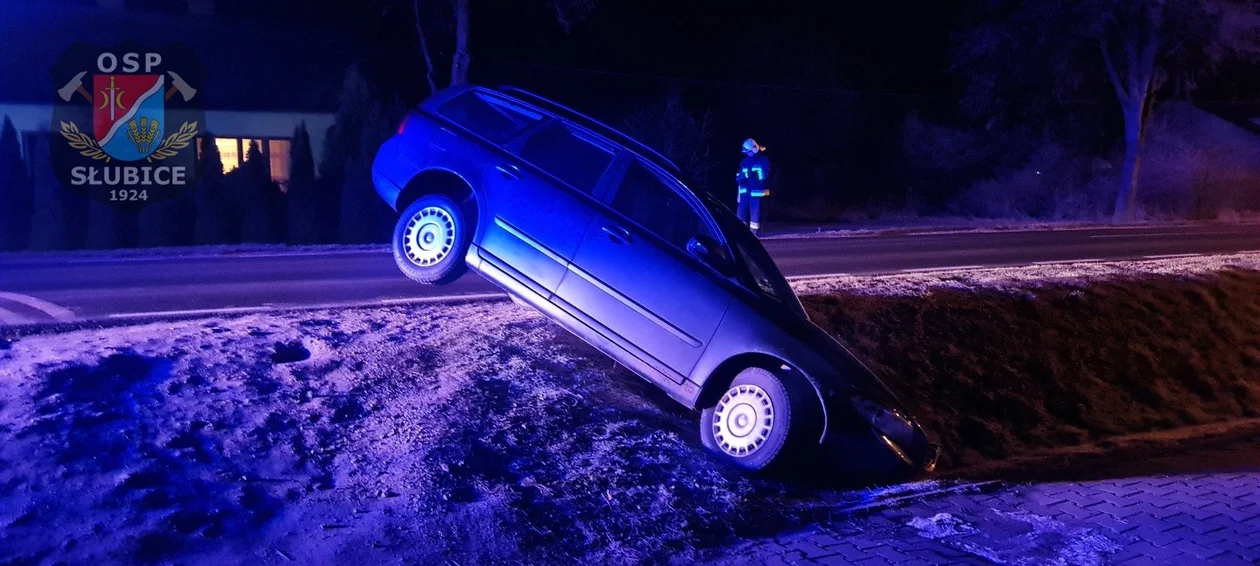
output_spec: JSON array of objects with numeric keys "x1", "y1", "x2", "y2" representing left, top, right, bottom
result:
[
  {"x1": 392, "y1": 195, "x2": 470, "y2": 285},
  {"x1": 700, "y1": 367, "x2": 814, "y2": 472}
]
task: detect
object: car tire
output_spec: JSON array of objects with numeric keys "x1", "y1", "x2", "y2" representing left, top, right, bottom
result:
[
  {"x1": 700, "y1": 367, "x2": 815, "y2": 472},
  {"x1": 392, "y1": 195, "x2": 470, "y2": 285}
]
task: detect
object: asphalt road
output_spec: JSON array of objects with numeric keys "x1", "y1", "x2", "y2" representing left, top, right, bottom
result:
[{"x1": 2, "y1": 223, "x2": 1258, "y2": 325}]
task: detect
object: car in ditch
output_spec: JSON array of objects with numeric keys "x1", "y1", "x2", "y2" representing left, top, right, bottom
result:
[{"x1": 371, "y1": 84, "x2": 939, "y2": 475}]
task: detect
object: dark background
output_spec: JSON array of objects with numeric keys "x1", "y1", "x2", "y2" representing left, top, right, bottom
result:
[{"x1": 2, "y1": 0, "x2": 1259, "y2": 250}]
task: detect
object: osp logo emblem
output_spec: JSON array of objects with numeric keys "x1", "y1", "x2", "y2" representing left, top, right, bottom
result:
[{"x1": 51, "y1": 41, "x2": 206, "y2": 208}]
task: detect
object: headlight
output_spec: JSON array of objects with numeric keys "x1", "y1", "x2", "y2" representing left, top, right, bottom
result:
[{"x1": 851, "y1": 394, "x2": 916, "y2": 448}]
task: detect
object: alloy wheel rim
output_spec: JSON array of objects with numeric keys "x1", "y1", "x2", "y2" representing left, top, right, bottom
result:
[
  {"x1": 712, "y1": 384, "x2": 775, "y2": 457},
  {"x1": 403, "y1": 206, "x2": 456, "y2": 267}
]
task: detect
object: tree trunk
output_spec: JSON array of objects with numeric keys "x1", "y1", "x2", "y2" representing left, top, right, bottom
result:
[
  {"x1": 450, "y1": 0, "x2": 471, "y2": 85},
  {"x1": 1113, "y1": 100, "x2": 1144, "y2": 222},
  {"x1": 412, "y1": 0, "x2": 439, "y2": 94}
]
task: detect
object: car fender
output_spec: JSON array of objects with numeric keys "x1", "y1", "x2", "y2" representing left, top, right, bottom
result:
[
  {"x1": 400, "y1": 166, "x2": 489, "y2": 240},
  {"x1": 691, "y1": 299, "x2": 844, "y2": 444}
]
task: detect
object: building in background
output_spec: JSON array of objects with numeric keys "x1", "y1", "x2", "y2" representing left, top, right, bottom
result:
[{"x1": 0, "y1": 0, "x2": 350, "y2": 189}]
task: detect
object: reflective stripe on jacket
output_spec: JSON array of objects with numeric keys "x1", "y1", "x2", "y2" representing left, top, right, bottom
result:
[{"x1": 736, "y1": 152, "x2": 771, "y2": 197}]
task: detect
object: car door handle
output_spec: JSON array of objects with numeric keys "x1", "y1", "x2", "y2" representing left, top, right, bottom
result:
[
  {"x1": 600, "y1": 224, "x2": 631, "y2": 243},
  {"x1": 495, "y1": 163, "x2": 520, "y2": 180}
]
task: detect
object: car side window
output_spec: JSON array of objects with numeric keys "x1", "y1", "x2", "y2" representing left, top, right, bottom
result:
[
  {"x1": 733, "y1": 239, "x2": 777, "y2": 297},
  {"x1": 610, "y1": 161, "x2": 711, "y2": 250},
  {"x1": 515, "y1": 124, "x2": 614, "y2": 194},
  {"x1": 436, "y1": 91, "x2": 543, "y2": 144}
]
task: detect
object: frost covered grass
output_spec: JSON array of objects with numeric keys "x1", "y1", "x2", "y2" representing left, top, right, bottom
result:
[
  {"x1": 801, "y1": 254, "x2": 1260, "y2": 472},
  {"x1": 0, "y1": 302, "x2": 896, "y2": 565},
  {"x1": 790, "y1": 251, "x2": 1260, "y2": 296}
]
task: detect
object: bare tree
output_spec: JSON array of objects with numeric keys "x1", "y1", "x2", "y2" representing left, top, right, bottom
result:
[
  {"x1": 411, "y1": 0, "x2": 440, "y2": 94},
  {"x1": 450, "y1": 0, "x2": 471, "y2": 85},
  {"x1": 403, "y1": 0, "x2": 596, "y2": 91},
  {"x1": 956, "y1": 0, "x2": 1260, "y2": 221},
  {"x1": 1092, "y1": 0, "x2": 1259, "y2": 220}
]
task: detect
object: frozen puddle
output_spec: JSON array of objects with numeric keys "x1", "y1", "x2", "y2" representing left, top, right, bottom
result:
[{"x1": 903, "y1": 509, "x2": 1121, "y2": 566}]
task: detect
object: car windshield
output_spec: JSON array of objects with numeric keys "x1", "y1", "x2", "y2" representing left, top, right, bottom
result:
[{"x1": 701, "y1": 194, "x2": 806, "y2": 318}]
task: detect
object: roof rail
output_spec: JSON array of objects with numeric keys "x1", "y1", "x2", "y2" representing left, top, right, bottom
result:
[{"x1": 495, "y1": 85, "x2": 682, "y2": 174}]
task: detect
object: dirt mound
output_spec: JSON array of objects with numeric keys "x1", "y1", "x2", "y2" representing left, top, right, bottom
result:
[{"x1": 804, "y1": 268, "x2": 1260, "y2": 471}]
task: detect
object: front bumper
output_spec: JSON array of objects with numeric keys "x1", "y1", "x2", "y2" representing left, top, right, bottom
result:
[
  {"x1": 822, "y1": 393, "x2": 939, "y2": 476},
  {"x1": 876, "y1": 426, "x2": 940, "y2": 473}
]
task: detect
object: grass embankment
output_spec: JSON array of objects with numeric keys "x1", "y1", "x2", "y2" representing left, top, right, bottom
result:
[{"x1": 803, "y1": 268, "x2": 1260, "y2": 475}]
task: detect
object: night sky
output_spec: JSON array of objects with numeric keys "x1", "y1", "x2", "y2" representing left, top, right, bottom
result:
[
  {"x1": 206, "y1": 0, "x2": 1257, "y2": 109},
  {"x1": 211, "y1": 0, "x2": 969, "y2": 104}
]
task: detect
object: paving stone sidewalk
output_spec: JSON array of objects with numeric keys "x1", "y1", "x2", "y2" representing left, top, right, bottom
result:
[{"x1": 708, "y1": 471, "x2": 1260, "y2": 565}]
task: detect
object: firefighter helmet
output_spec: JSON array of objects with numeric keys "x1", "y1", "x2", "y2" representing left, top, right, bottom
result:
[{"x1": 742, "y1": 138, "x2": 762, "y2": 153}]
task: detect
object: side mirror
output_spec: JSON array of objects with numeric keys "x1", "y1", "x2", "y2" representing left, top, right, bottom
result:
[{"x1": 687, "y1": 234, "x2": 733, "y2": 275}]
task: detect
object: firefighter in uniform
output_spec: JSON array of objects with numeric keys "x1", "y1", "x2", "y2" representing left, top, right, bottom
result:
[{"x1": 736, "y1": 138, "x2": 770, "y2": 236}]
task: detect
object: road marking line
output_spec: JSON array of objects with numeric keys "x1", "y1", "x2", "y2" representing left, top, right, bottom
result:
[
  {"x1": 107, "y1": 306, "x2": 272, "y2": 319},
  {"x1": 1142, "y1": 253, "x2": 1201, "y2": 260},
  {"x1": 897, "y1": 265, "x2": 985, "y2": 274},
  {"x1": 378, "y1": 293, "x2": 507, "y2": 305},
  {"x1": 0, "y1": 247, "x2": 391, "y2": 265},
  {"x1": 1089, "y1": 230, "x2": 1238, "y2": 238},
  {"x1": 1033, "y1": 258, "x2": 1103, "y2": 264},
  {"x1": 787, "y1": 265, "x2": 998, "y2": 280},
  {"x1": 0, "y1": 292, "x2": 75, "y2": 321},
  {"x1": 785, "y1": 272, "x2": 853, "y2": 281},
  {"x1": 0, "y1": 307, "x2": 35, "y2": 325}
]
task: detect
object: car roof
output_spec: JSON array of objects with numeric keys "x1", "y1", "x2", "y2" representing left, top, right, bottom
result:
[{"x1": 491, "y1": 85, "x2": 684, "y2": 177}]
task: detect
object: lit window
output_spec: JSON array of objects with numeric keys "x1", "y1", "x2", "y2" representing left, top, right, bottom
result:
[
  {"x1": 242, "y1": 139, "x2": 264, "y2": 160},
  {"x1": 204, "y1": 137, "x2": 294, "y2": 182},
  {"x1": 268, "y1": 139, "x2": 292, "y2": 190},
  {"x1": 216, "y1": 138, "x2": 240, "y2": 173}
]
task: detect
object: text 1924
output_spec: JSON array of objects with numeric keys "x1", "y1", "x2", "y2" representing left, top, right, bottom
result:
[{"x1": 109, "y1": 189, "x2": 148, "y2": 202}]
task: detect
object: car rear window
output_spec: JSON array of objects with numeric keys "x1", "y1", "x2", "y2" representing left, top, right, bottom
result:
[
  {"x1": 516, "y1": 125, "x2": 614, "y2": 194},
  {"x1": 610, "y1": 161, "x2": 710, "y2": 250},
  {"x1": 436, "y1": 91, "x2": 543, "y2": 144}
]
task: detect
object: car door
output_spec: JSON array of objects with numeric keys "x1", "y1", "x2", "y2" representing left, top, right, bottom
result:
[
  {"x1": 479, "y1": 120, "x2": 619, "y2": 298},
  {"x1": 555, "y1": 158, "x2": 732, "y2": 382}
]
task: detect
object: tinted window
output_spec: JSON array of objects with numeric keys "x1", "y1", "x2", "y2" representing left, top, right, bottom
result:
[
  {"x1": 516, "y1": 125, "x2": 614, "y2": 193},
  {"x1": 611, "y1": 161, "x2": 709, "y2": 250},
  {"x1": 437, "y1": 91, "x2": 543, "y2": 144},
  {"x1": 734, "y1": 239, "x2": 777, "y2": 297},
  {"x1": 726, "y1": 217, "x2": 805, "y2": 317}
]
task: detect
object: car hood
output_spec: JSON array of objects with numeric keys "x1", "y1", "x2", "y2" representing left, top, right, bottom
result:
[{"x1": 779, "y1": 313, "x2": 913, "y2": 415}]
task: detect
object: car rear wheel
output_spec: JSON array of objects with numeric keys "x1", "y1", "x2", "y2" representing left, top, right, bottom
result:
[
  {"x1": 392, "y1": 195, "x2": 470, "y2": 285},
  {"x1": 700, "y1": 367, "x2": 814, "y2": 472}
]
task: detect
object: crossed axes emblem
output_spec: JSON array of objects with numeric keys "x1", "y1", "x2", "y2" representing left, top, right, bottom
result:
[{"x1": 57, "y1": 70, "x2": 197, "y2": 103}]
